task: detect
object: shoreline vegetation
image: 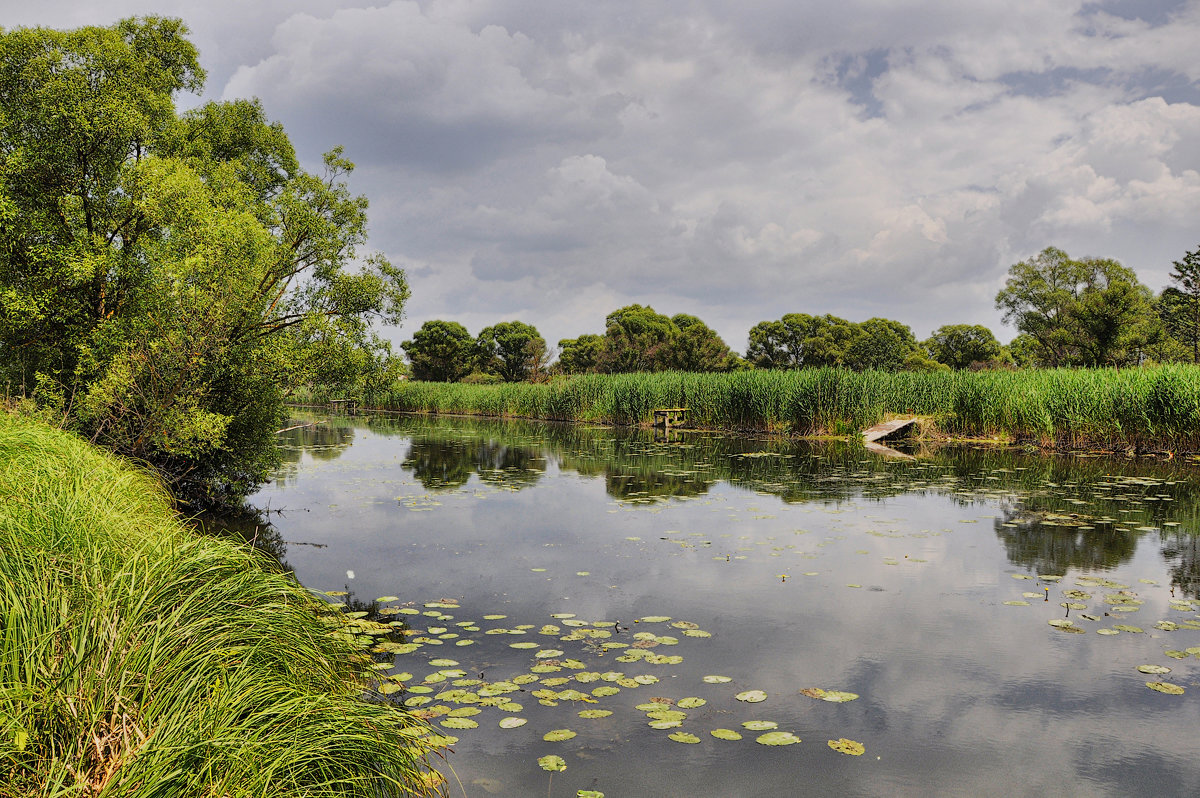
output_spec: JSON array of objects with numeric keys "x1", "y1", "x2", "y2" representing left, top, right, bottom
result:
[
  {"x1": 302, "y1": 365, "x2": 1200, "y2": 455},
  {"x1": 0, "y1": 413, "x2": 443, "y2": 798}
]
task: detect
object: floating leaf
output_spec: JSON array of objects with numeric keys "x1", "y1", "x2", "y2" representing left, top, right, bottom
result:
[
  {"x1": 1146, "y1": 681, "x2": 1185, "y2": 695},
  {"x1": 1096, "y1": 628, "x2": 1119, "y2": 635},
  {"x1": 543, "y1": 729, "x2": 577, "y2": 742},
  {"x1": 1003, "y1": 600, "x2": 1031, "y2": 606},
  {"x1": 440, "y1": 717, "x2": 478, "y2": 729},
  {"x1": 736, "y1": 690, "x2": 767, "y2": 703},
  {"x1": 499, "y1": 717, "x2": 527, "y2": 729},
  {"x1": 702, "y1": 675, "x2": 732, "y2": 684},
  {"x1": 828, "y1": 738, "x2": 865, "y2": 755},
  {"x1": 638, "y1": 616, "x2": 672, "y2": 623},
  {"x1": 742, "y1": 720, "x2": 777, "y2": 731},
  {"x1": 756, "y1": 731, "x2": 800, "y2": 746},
  {"x1": 578, "y1": 709, "x2": 612, "y2": 719},
  {"x1": 1113, "y1": 625, "x2": 1144, "y2": 633},
  {"x1": 577, "y1": 791, "x2": 604, "y2": 798},
  {"x1": 677, "y1": 697, "x2": 707, "y2": 709},
  {"x1": 538, "y1": 755, "x2": 567, "y2": 772},
  {"x1": 648, "y1": 719, "x2": 682, "y2": 729},
  {"x1": 1164, "y1": 650, "x2": 1189, "y2": 659},
  {"x1": 668, "y1": 732, "x2": 701, "y2": 744},
  {"x1": 711, "y1": 728, "x2": 743, "y2": 741},
  {"x1": 1137, "y1": 665, "x2": 1171, "y2": 675},
  {"x1": 482, "y1": 614, "x2": 507, "y2": 620}
]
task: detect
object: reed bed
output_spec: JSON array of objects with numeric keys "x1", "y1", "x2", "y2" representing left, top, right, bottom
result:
[
  {"x1": 0, "y1": 414, "x2": 442, "y2": 798},
  {"x1": 367, "y1": 365, "x2": 1200, "y2": 451}
]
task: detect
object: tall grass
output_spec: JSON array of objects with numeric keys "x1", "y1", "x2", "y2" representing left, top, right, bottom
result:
[
  {"x1": 367, "y1": 365, "x2": 1200, "y2": 451},
  {"x1": 0, "y1": 413, "x2": 443, "y2": 798}
]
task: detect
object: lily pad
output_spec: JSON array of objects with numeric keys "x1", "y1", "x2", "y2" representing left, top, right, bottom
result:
[
  {"x1": 668, "y1": 732, "x2": 701, "y2": 744},
  {"x1": 440, "y1": 717, "x2": 478, "y2": 729},
  {"x1": 543, "y1": 729, "x2": 577, "y2": 742},
  {"x1": 677, "y1": 697, "x2": 707, "y2": 709},
  {"x1": 498, "y1": 717, "x2": 527, "y2": 729},
  {"x1": 828, "y1": 738, "x2": 866, "y2": 755},
  {"x1": 702, "y1": 675, "x2": 732, "y2": 684},
  {"x1": 578, "y1": 709, "x2": 612, "y2": 719},
  {"x1": 538, "y1": 755, "x2": 567, "y2": 772},
  {"x1": 1137, "y1": 665, "x2": 1171, "y2": 675},
  {"x1": 711, "y1": 728, "x2": 743, "y2": 740},
  {"x1": 742, "y1": 720, "x2": 777, "y2": 731},
  {"x1": 577, "y1": 792, "x2": 604, "y2": 798},
  {"x1": 735, "y1": 690, "x2": 767, "y2": 703},
  {"x1": 1146, "y1": 681, "x2": 1185, "y2": 694},
  {"x1": 756, "y1": 731, "x2": 800, "y2": 746}
]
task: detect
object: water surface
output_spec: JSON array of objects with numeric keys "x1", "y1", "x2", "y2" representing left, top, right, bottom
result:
[{"x1": 250, "y1": 414, "x2": 1200, "y2": 797}]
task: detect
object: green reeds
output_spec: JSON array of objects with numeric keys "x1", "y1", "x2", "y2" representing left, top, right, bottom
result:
[
  {"x1": 0, "y1": 414, "x2": 442, "y2": 798},
  {"x1": 370, "y1": 365, "x2": 1200, "y2": 451}
]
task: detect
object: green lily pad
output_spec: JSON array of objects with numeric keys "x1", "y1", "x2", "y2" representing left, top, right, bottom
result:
[
  {"x1": 638, "y1": 616, "x2": 672, "y2": 623},
  {"x1": 510, "y1": 642, "x2": 539, "y2": 649},
  {"x1": 1146, "y1": 681, "x2": 1185, "y2": 694},
  {"x1": 1096, "y1": 628, "x2": 1119, "y2": 635},
  {"x1": 757, "y1": 731, "x2": 800, "y2": 746},
  {"x1": 648, "y1": 719, "x2": 682, "y2": 729},
  {"x1": 543, "y1": 729, "x2": 577, "y2": 742},
  {"x1": 1137, "y1": 665, "x2": 1171, "y2": 675},
  {"x1": 499, "y1": 717, "x2": 527, "y2": 729},
  {"x1": 578, "y1": 709, "x2": 612, "y2": 719},
  {"x1": 711, "y1": 728, "x2": 743, "y2": 740},
  {"x1": 446, "y1": 706, "x2": 481, "y2": 717},
  {"x1": 828, "y1": 738, "x2": 865, "y2": 755},
  {"x1": 440, "y1": 717, "x2": 478, "y2": 729},
  {"x1": 577, "y1": 791, "x2": 604, "y2": 798},
  {"x1": 1164, "y1": 650, "x2": 1189, "y2": 659},
  {"x1": 668, "y1": 732, "x2": 701, "y2": 743},
  {"x1": 1113, "y1": 625, "x2": 1144, "y2": 633},
  {"x1": 538, "y1": 755, "x2": 567, "y2": 772},
  {"x1": 702, "y1": 675, "x2": 732, "y2": 684},
  {"x1": 677, "y1": 697, "x2": 707, "y2": 709},
  {"x1": 742, "y1": 720, "x2": 777, "y2": 731},
  {"x1": 735, "y1": 690, "x2": 767, "y2": 703},
  {"x1": 592, "y1": 686, "x2": 621, "y2": 697}
]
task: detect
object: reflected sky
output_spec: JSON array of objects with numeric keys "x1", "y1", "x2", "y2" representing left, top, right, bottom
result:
[{"x1": 250, "y1": 414, "x2": 1200, "y2": 797}]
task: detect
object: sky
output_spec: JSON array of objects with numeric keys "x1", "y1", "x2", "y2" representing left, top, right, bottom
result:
[{"x1": 7, "y1": 0, "x2": 1200, "y2": 355}]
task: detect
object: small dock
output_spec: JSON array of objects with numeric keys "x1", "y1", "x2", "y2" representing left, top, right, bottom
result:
[
  {"x1": 328, "y1": 399, "x2": 358, "y2": 415},
  {"x1": 652, "y1": 408, "x2": 687, "y2": 429},
  {"x1": 862, "y1": 417, "x2": 919, "y2": 443}
]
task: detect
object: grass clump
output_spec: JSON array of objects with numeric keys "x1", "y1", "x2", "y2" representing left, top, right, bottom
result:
[{"x1": 0, "y1": 413, "x2": 443, "y2": 798}]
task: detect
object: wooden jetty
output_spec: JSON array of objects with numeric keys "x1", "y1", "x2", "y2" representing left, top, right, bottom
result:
[
  {"x1": 652, "y1": 408, "x2": 687, "y2": 429},
  {"x1": 328, "y1": 399, "x2": 358, "y2": 415},
  {"x1": 862, "y1": 417, "x2": 919, "y2": 443}
]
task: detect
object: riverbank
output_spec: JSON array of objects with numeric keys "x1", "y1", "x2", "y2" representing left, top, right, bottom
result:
[
  {"x1": 309, "y1": 365, "x2": 1200, "y2": 454},
  {"x1": 0, "y1": 413, "x2": 442, "y2": 797}
]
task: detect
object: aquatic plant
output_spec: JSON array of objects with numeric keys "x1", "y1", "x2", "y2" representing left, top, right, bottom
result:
[{"x1": 366, "y1": 365, "x2": 1200, "y2": 451}]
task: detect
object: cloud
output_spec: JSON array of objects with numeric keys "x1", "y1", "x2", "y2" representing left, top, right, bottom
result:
[{"x1": 12, "y1": 0, "x2": 1200, "y2": 349}]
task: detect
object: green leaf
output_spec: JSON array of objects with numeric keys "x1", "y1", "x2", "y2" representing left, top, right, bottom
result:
[
  {"x1": 828, "y1": 738, "x2": 865, "y2": 755},
  {"x1": 538, "y1": 755, "x2": 567, "y2": 772}
]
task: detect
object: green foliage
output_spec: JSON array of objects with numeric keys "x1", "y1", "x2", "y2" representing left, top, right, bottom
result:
[
  {"x1": 402, "y1": 320, "x2": 475, "y2": 382},
  {"x1": 1160, "y1": 245, "x2": 1200, "y2": 363},
  {"x1": 0, "y1": 18, "x2": 407, "y2": 505},
  {"x1": 556, "y1": 334, "x2": 605, "y2": 374},
  {"x1": 668, "y1": 313, "x2": 737, "y2": 371},
  {"x1": 844, "y1": 317, "x2": 920, "y2": 371},
  {"x1": 380, "y1": 365, "x2": 1200, "y2": 451},
  {"x1": 475, "y1": 320, "x2": 548, "y2": 382},
  {"x1": 995, "y1": 247, "x2": 1157, "y2": 367},
  {"x1": 924, "y1": 324, "x2": 1008, "y2": 369},
  {"x1": 596, "y1": 304, "x2": 676, "y2": 373},
  {"x1": 0, "y1": 412, "x2": 441, "y2": 797},
  {"x1": 746, "y1": 314, "x2": 921, "y2": 371}
]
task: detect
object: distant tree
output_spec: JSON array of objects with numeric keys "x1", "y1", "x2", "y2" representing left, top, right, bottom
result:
[
  {"x1": 995, "y1": 247, "x2": 1157, "y2": 367},
  {"x1": 924, "y1": 324, "x2": 1006, "y2": 370},
  {"x1": 668, "y1": 314, "x2": 736, "y2": 371},
  {"x1": 1007, "y1": 334, "x2": 1041, "y2": 368},
  {"x1": 475, "y1": 320, "x2": 548, "y2": 382},
  {"x1": 402, "y1": 320, "x2": 474, "y2": 381},
  {"x1": 745, "y1": 313, "x2": 857, "y2": 369},
  {"x1": 556, "y1": 334, "x2": 604, "y2": 374},
  {"x1": 596, "y1": 304, "x2": 676, "y2": 373},
  {"x1": 844, "y1": 318, "x2": 920, "y2": 371},
  {"x1": 1160, "y1": 245, "x2": 1200, "y2": 363}
]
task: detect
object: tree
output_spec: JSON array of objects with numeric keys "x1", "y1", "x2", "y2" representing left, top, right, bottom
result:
[
  {"x1": 745, "y1": 313, "x2": 857, "y2": 369},
  {"x1": 475, "y1": 320, "x2": 547, "y2": 382},
  {"x1": 844, "y1": 318, "x2": 921, "y2": 371},
  {"x1": 667, "y1": 314, "x2": 736, "y2": 372},
  {"x1": 556, "y1": 334, "x2": 604, "y2": 374},
  {"x1": 596, "y1": 304, "x2": 676, "y2": 373},
  {"x1": 0, "y1": 19, "x2": 408, "y2": 505},
  {"x1": 402, "y1": 320, "x2": 474, "y2": 382},
  {"x1": 924, "y1": 324, "x2": 1007, "y2": 370},
  {"x1": 1161, "y1": 245, "x2": 1200, "y2": 363},
  {"x1": 995, "y1": 247, "x2": 1157, "y2": 367}
]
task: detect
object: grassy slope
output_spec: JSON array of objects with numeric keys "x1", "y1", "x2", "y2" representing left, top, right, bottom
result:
[
  {"x1": 0, "y1": 413, "x2": 441, "y2": 798},
  {"x1": 361, "y1": 365, "x2": 1200, "y2": 451}
]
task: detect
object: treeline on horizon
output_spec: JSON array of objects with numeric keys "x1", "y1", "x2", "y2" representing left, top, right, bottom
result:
[{"x1": 399, "y1": 245, "x2": 1200, "y2": 385}]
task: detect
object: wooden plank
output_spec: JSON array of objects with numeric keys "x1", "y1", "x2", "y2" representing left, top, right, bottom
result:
[{"x1": 862, "y1": 417, "x2": 918, "y2": 443}]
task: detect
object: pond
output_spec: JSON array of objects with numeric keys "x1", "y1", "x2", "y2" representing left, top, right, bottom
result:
[{"x1": 249, "y1": 413, "x2": 1200, "y2": 797}]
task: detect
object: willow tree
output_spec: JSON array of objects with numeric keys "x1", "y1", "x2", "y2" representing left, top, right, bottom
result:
[{"x1": 0, "y1": 18, "x2": 408, "y2": 505}]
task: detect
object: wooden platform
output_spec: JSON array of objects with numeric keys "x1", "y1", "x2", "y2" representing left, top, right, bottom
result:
[
  {"x1": 652, "y1": 408, "x2": 687, "y2": 428},
  {"x1": 862, "y1": 417, "x2": 919, "y2": 443}
]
